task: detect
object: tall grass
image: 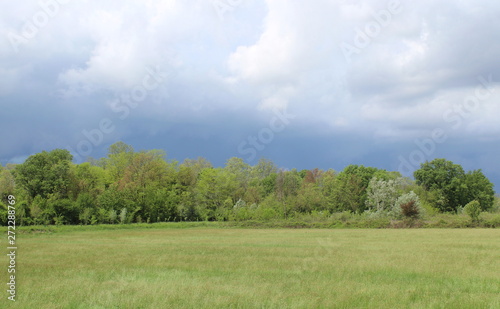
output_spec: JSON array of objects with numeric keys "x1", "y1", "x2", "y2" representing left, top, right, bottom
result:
[{"x1": 4, "y1": 227, "x2": 500, "y2": 308}]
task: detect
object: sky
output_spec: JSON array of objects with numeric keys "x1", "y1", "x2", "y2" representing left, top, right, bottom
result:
[{"x1": 1, "y1": 0, "x2": 500, "y2": 190}]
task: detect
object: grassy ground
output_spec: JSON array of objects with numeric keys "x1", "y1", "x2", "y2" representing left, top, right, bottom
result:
[{"x1": 3, "y1": 226, "x2": 500, "y2": 308}]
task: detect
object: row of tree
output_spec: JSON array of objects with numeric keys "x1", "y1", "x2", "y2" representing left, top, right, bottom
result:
[{"x1": 0, "y1": 142, "x2": 495, "y2": 225}]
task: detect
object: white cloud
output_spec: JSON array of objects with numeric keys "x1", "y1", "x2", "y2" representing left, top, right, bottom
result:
[
  {"x1": 1, "y1": 0, "x2": 500, "y2": 185},
  {"x1": 227, "y1": 0, "x2": 343, "y2": 111}
]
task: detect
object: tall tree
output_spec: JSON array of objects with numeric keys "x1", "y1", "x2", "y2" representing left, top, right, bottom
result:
[
  {"x1": 105, "y1": 142, "x2": 135, "y2": 182},
  {"x1": 0, "y1": 165, "x2": 15, "y2": 203},
  {"x1": 14, "y1": 149, "x2": 73, "y2": 200},
  {"x1": 224, "y1": 157, "x2": 251, "y2": 200},
  {"x1": 414, "y1": 159, "x2": 494, "y2": 212},
  {"x1": 251, "y1": 158, "x2": 278, "y2": 180},
  {"x1": 331, "y1": 165, "x2": 379, "y2": 213},
  {"x1": 178, "y1": 157, "x2": 212, "y2": 188},
  {"x1": 195, "y1": 168, "x2": 237, "y2": 220},
  {"x1": 462, "y1": 170, "x2": 495, "y2": 211}
]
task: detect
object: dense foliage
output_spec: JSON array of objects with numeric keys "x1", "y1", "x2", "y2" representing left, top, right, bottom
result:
[
  {"x1": 0, "y1": 143, "x2": 496, "y2": 225},
  {"x1": 414, "y1": 158, "x2": 495, "y2": 212}
]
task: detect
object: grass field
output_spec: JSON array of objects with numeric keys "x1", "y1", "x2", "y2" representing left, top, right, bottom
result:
[{"x1": 3, "y1": 225, "x2": 500, "y2": 308}]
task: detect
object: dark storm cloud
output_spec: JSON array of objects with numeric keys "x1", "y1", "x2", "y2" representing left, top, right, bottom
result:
[{"x1": 1, "y1": 0, "x2": 499, "y2": 189}]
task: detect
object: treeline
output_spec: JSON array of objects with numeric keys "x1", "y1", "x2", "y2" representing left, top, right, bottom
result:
[{"x1": 0, "y1": 142, "x2": 496, "y2": 225}]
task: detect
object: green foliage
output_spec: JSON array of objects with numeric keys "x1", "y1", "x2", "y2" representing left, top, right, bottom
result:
[
  {"x1": 47, "y1": 196, "x2": 78, "y2": 225},
  {"x1": 251, "y1": 158, "x2": 278, "y2": 180},
  {"x1": 71, "y1": 163, "x2": 110, "y2": 198},
  {"x1": 97, "y1": 185, "x2": 129, "y2": 211},
  {"x1": 464, "y1": 200, "x2": 481, "y2": 222},
  {"x1": 105, "y1": 142, "x2": 135, "y2": 181},
  {"x1": 14, "y1": 149, "x2": 73, "y2": 200},
  {"x1": 365, "y1": 177, "x2": 401, "y2": 213},
  {"x1": 331, "y1": 165, "x2": 382, "y2": 213},
  {"x1": 292, "y1": 183, "x2": 326, "y2": 213},
  {"x1": 119, "y1": 208, "x2": 128, "y2": 224},
  {"x1": 462, "y1": 170, "x2": 495, "y2": 211},
  {"x1": 0, "y1": 168, "x2": 15, "y2": 202},
  {"x1": 0, "y1": 201, "x2": 7, "y2": 225},
  {"x1": 414, "y1": 159, "x2": 464, "y2": 212},
  {"x1": 261, "y1": 173, "x2": 277, "y2": 196},
  {"x1": 141, "y1": 188, "x2": 179, "y2": 222},
  {"x1": 7, "y1": 144, "x2": 497, "y2": 226},
  {"x1": 393, "y1": 191, "x2": 422, "y2": 219},
  {"x1": 329, "y1": 174, "x2": 365, "y2": 213},
  {"x1": 108, "y1": 209, "x2": 118, "y2": 224},
  {"x1": 177, "y1": 191, "x2": 199, "y2": 221},
  {"x1": 414, "y1": 159, "x2": 495, "y2": 213},
  {"x1": 492, "y1": 196, "x2": 500, "y2": 213},
  {"x1": 195, "y1": 168, "x2": 237, "y2": 220}
]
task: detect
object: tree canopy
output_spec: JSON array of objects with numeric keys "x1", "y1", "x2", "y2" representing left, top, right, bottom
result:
[
  {"x1": 2, "y1": 143, "x2": 495, "y2": 225},
  {"x1": 414, "y1": 158, "x2": 494, "y2": 212}
]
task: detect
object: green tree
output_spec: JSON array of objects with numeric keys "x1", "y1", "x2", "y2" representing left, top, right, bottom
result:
[
  {"x1": 177, "y1": 157, "x2": 212, "y2": 188},
  {"x1": 195, "y1": 168, "x2": 237, "y2": 221},
  {"x1": 251, "y1": 158, "x2": 278, "y2": 180},
  {"x1": 462, "y1": 170, "x2": 495, "y2": 211},
  {"x1": 292, "y1": 183, "x2": 326, "y2": 213},
  {"x1": 331, "y1": 165, "x2": 379, "y2": 213},
  {"x1": 261, "y1": 173, "x2": 277, "y2": 196},
  {"x1": 275, "y1": 170, "x2": 302, "y2": 218},
  {"x1": 464, "y1": 200, "x2": 481, "y2": 222},
  {"x1": 0, "y1": 166, "x2": 15, "y2": 203},
  {"x1": 104, "y1": 142, "x2": 135, "y2": 182},
  {"x1": 365, "y1": 177, "x2": 401, "y2": 214},
  {"x1": 14, "y1": 149, "x2": 73, "y2": 200},
  {"x1": 70, "y1": 162, "x2": 110, "y2": 199},
  {"x1": 414, "y1": 159, "x2": 495, "y2": 212},
  {"x1": 119, "y1": 150, "x2": 176, "y2": 190},
  {"x1": 330, "y1": 174, "x2": 365, "y2": 213},
  {"x1": 224, "y1": 157, "x2": 251, "y2": 201},
  {"x1": 142, "y1": 187, "x2": 179, "y2": 222}
]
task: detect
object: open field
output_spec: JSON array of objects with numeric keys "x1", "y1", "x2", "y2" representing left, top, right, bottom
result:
[{"x1": 3, "y1": 226, "x2": 500, "y2": 308}]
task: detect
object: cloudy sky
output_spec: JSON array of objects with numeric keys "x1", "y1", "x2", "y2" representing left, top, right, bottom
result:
[{"x1": 1, "y1": 0, "x2": 500, "y2": 189}]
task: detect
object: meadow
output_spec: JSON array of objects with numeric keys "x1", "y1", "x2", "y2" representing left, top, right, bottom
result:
[{"x1": 3, "y1": 225, "x2": 500, "y2": 308}]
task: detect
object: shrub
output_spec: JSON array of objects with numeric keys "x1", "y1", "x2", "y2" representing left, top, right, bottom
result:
[
  {"x1": 365, "y1": 177, "x2": 400, "y2": 213},
  {"x1": 400, "y1": 200, "x2": 420, "y2": 219},
  {"x1": 464, "y1": 200, "x2": 481, "y2": 222},
  {"x1": 119, "y1": 207, "x2": 128, "y2": 224},
  {"x1": 491, "y1": 197, "x2": 500, "y2": 213},
  {"x1": 393, "y1": 191, "x2": 422, "y2": 219},
  {"x1": 79, "y1": 208, "x2": 93, "y2": 225},
  {"x1": 108, "y1": 209, "x2": 117, "y2": 224}
]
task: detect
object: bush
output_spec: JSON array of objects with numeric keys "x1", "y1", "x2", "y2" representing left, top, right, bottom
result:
[
  {"x1": 400, "y1": 200, "x2": 420, "y2": 219},
  {"x1": 481, "y1": 213, "x2": 500, "y2": 228},
  {"x1": 393, "y1": 191, "x2": 422, "y2": 219},
  {"x1": 119, "y1": 207, "x2": 128, "y2": 224},
  {"x1": 365, "y1": 177, "x2": 400, "y2": 213},
  {"x1": 464, "y1": 200, "x2": 481, "y2": 222},
  {"x1": 491, "y1": 197, "x2": 500, "y2": 213}
]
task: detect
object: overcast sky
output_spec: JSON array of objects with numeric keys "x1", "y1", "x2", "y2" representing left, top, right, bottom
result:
[{"x1": 1, "y1": 0, "x2": 500, "y2": 189}]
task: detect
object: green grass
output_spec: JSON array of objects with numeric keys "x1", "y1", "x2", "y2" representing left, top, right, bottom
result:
[{"x1": 3, "y1": 226, "x2": 500, "y2": 308}]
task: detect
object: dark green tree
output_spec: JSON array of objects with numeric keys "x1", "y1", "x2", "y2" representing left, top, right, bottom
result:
[
  {"x1": 462, "y1": 170, "x2": 495, "y2": 211},
  {"x1": 414, "y1": 159, "x2": 494, "y2": 212},
  {"x1": 14, "y1": 149, "x2": 73, "y2": 200},
  {"x1": 331, "y1": 165, "x2": 379, "y2": 213}
]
